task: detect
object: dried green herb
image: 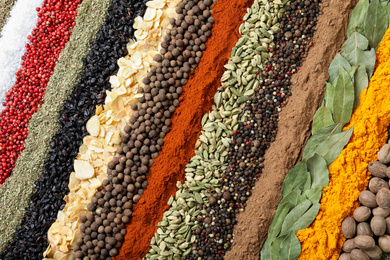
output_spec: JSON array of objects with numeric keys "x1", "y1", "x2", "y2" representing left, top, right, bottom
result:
[
  {"x1": 306, "y1": 154, "x2": 329, "y2": 189},
  {"x1": 279, "y1": 232, "x2": 301, "y2": 260},
  {"x1": 303, "y1": 187, "x2": 322, "y2": 203},
  {"x1": 353, "y1": 63, "x2": 369, "y2": 109},
  {"x1": 364, "y1": 0, "x2": 389, "y2": 49},
  {"x1": 312, "y1": 105, "x2": 334, "y2": 134},
  {"x1": 281, "y1": 162, "x2": 308, "y2": 197},
  {"x1": 268, "y1": 202, "x2": 292, "y2": 244},
  {"x1": 279, "y1": 188, "x2": 306, "y2": 209},
  {"x1": 0, "y1": 0, "x2": 17, "y2": 36},
  {"x1": 303, "y1": 123, "x2": 342, "y2": 160},
  {"x1": 280, "y1": 200, "x2": 312, "y2": 235},
  {"x1": 332, "y1": 66, "x2": 355, "y2": 128},
  {"x1": 328, "y1": 54, "x2": 351, "y2": 85},
  {"x1": 315, "y1": 126, "x2": 354, "y2": 165},
  {"x1": 347, "y1": 0, "x2": 369, "y2": 37}
]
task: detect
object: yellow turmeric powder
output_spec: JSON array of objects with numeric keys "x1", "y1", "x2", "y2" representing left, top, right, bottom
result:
[{"x1": 296, "y1": 28, "x2": 390, "y2": 260}]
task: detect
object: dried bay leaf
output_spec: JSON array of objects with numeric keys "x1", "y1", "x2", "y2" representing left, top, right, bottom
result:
[
  {"x1": 353, "y1": 63, "x2": 369, "y2": 109},
  {"x1": 303, "y1": 123, "x2": 342, "y2": 161},
  {"x1": 328, "y1": 54, "x2": 351, "y2": 85},
  {"x1": 268, "y1": 202, "x2": 291, "y2": 244},
  {"x1": 290, "y1": 202, "x2": 320, "y2": 232},
  {"x1": 347, "y1": 0, "x2": 369, "y2": 37},
  {"x1": 364, "y1": 0, "x2": 389, "y2": 50},
  {"x1": 312, "y1": 105, "x2": 334, "y2": 134},
  {"x1": 306, "y1": 154, "x2": 329, "y2": 189},
  {"x1": 281, "y1": 202, "x2": 320, "y2": 236},
  {"x1": 279, "y1": 188, "x2": 306, "y2": 209},
  {"x1": 341, "y1": 33, "x2": 375, "y2": 77},
  {"x1": 260, "y1": 238, "x2": 272, "y2": 260},
  {"x1": 332, "y1": 66, "x2": 354, "y2": 128},
  {"x1": 280, "y1": 200, "x2": 312, "y2": 235},
  {"x1": 303, "y1": 171, "x2": 311, "y2": 192},
  {"x1": 304, "y1": 187, "x2": 322, "y2": 203},
  {"x1": 380, "y1": 0, "x2": 390, "y2": 21},
  {"x1": 312, "y1": 126, "x2": 354, "y2": 166},
  {"x1": 324, "y1": 82, "x2": 335, "y2": 114},
  {"x1": 281, "y1": 161, "x2": 308, "y2": 196},
  {"x1": 270, "y1": 234, "x2": 288, "y2": 260},
  {"x1": 342, "y1": 31, "x2": 369, "y2": 53},
  {"x1": 279, "y1": 232, "x2": 301, "y2": 260}
]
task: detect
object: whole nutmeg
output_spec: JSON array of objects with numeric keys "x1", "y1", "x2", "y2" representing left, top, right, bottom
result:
[
  {"x1": 379, "y1": 235, "x2": 390, "y2": 252},
  {"x1": 373, "y1": 207, "x2": 390, "y2": 218},
  {"x1": 357, "y1": 222, "x2": 374, "y2": 237},
  {"x1": 339, "y1": 253, "x2": 352, "y2": 260},
  {"x1": 359, "y1": 190, "x2": 378, "y2": 208},
  {"x1": 362, "y1": 246, "x2": 382, "y2": 260},
  {"x1": 378, "y1": 144, "x2": 390, "y2": 164},
  {"x1": 353, "y1": 206, "x2": 372, "y2": 222},
  {"x1": 371, "y1": 215, "x2": 386, "y2": 236},
  {"x1": 368, "y1": 161, "x2": 387, "y2": 178},
  {"x1": 342, "y1": 239, "x2": 356, "y2": 253},
  {"x1": 350, "y1": 249, "x2": 370, "y2": 260},
  {"x1": 369, "y1": 177, "x2": 389, "y2": 193},
  {"x1": 353, "y1": 235, "x2": 375, "y2": 250},
  {"x1": 386, "y1": 217, "x2": 390, "y2": 234},
  {"x1": 376, "y1": 188, "x2": 390, "y2": 208},
  {"x1": 341, "y1": 217, "x2": 356, "y2": 238}
]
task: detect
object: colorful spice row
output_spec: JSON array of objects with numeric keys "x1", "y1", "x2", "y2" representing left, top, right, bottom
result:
[
  {"x1": 188, "y1": 0, "x2": 322, "y2": 259},
  {"x1": 0, "y1": 0, "x2": 149, "y2": 259},
  {"x1": 0, "y1": 0, "x2": 18, "y2": 36},
  {"x1": 261, "y1": 0, "x2": 386, "y2": 256},
  {"x1": 144, "y1": 0, "x2": 286, "y2": 258},
  {"x1": 116, "y1": 0, "x2": 253, "y2": 257},
  {"x1": 0, "y1": 0, "x2": 112, "y2": 254},
  {"x1": 73, "y1": 0, "x2": 216, "y2": 258},
  {"x1": 45, "y1": 0, "x2": 178, "y2": 258},
  {"x1": 297, "y1": 26, "x2": 390, "y2": 260},
  {"x1": 339, "y1": 148, "x2": 390, "y2": 260},
  {"x1": 0, "y1": 0, "x2": 43, "y2": 108},
  {"x1": 0, "y1": 0, "x2": 82, "y2": 184}
]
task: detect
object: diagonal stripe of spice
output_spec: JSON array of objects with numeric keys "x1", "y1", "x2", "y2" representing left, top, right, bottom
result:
[{"x1": 73, "y1": 0, "x2": 216, "y2": 258}]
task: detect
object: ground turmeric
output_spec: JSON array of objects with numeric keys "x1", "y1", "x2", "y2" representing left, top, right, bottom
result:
[{"x1": 296, "y1": 28, "x2": 390, "y2": 259}]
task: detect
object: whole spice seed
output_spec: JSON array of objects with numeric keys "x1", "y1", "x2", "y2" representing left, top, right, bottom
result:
[
  {"x1": 0, "y1": 0, "x2": 43, "y2": 107},
  {"x1": 297, "y1": 26, "x2": 390, "y2": 260},
  {"x1": 115, "y1": 0, "x2": 253, "y2": 257},
  {"x1": 74, "y1": 0, "x2": 216, "y2": 258},
  {"x1": 0, "y1": 0, "x2": 18, "y2": 36},
  {"x1": 0, "y1": 0, "x2": 82, "y2": 184},
  {"x1": 0, "y1": 0, "x2": 148, "y2": 259},
  {"x1": 0, "y1": 0, "x2": 112, "y2": 255},
  {"x1": 187, "y1": 0, "x2": 321, "y2": 258}
]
